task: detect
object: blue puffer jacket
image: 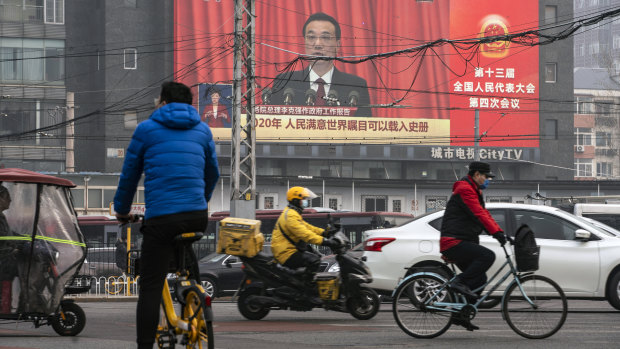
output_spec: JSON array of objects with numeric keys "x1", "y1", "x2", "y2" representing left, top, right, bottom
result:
[{"x1": 113, "y1": 102, "x2": 220, "y2": 220}]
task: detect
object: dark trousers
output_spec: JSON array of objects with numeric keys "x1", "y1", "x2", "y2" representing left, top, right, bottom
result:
[
  {"x1": 136, "y1": 210, "x2": 208, "y2": 349},
  {"x1": 441, "y1": 241, "x2": 495, "y2": 293},
  {"x1": 283, "y1": 251, "x2": 320, "y2": 274}
]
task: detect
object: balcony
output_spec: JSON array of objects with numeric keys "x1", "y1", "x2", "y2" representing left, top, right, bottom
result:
[
  {"x1": 595, "y1": 148, "x2": 618, "y2": 157},
  {"x1": 0, "y1": 4, "x2": 44, "y2": 24}
]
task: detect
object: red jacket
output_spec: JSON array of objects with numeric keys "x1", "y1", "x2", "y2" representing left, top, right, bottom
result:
[{"x1": 440, "y1": 176, "x2": 502, "y2": 251}]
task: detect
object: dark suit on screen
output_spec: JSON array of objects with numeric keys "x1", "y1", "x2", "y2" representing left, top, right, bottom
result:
[{"x1": 270, "y1": 68, "x2": 372, "y2": 117}]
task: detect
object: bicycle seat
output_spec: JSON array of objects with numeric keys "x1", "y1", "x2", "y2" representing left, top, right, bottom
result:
[{"x1": 174, "y1": 232, "x2": 204, "y2": 245}]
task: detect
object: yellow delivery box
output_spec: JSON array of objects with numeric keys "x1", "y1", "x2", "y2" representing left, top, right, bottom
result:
[{"x1": 217, "y1": 217, "x2": 264, "y2": 257}]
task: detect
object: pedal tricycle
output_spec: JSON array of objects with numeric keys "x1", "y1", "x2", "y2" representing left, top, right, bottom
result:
[{"x1": 0, "y1": 168, "x2": 89, "y2": 336}]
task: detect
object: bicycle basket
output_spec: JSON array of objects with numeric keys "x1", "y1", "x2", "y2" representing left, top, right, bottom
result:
[
  {"x1": 514, "y1": 224, "x2": 540, "y2": 272},
  {"x1": 127, "y1": 249, "x2": 141, "y2": 277}
]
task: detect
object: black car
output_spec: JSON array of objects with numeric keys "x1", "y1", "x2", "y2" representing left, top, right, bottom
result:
[
  {"x1": 198, "y1": 253, "x2": 245, "y2": 298},
  {"x1": 198, "y1": 244, "x2": 271, "y2": 298}
]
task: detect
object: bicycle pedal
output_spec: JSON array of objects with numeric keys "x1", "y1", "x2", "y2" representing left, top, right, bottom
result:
[{"x1": 156, "y1": 331, "x2": 176, "y2": 349}]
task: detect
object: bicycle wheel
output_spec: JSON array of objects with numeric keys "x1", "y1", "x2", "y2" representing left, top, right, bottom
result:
[
  {"x1": 104, "y1": 276, "x2": 124, "y2": 295},
  {"x1": 392, "y1": 274, "x2": 453, "y2": 338},
  {"x1": 502, "y1": 274, "x2": 567, "y2": 339},
  {"x1": 183, "y1": 286, "x2": 214, "y2": 349}
]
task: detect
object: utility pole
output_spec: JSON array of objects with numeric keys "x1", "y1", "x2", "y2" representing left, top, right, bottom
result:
[
  {"x1": 474, "y1": 109, "x2": 480, "y2": 161},
  {"x1": 65, "y1": 92, "x2": 75, "y2": 173},
  {"x1": 230, "y1": 0, "x2": 256, "y2": 219}
]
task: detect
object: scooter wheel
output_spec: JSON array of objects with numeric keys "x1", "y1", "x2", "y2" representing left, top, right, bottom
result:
[
  {"x1": 237, "y1": 287, "x2": 270, "y2": 320},
  {"x1": 51, "y1": 300, "x2": 86, "y2": 336},
  {"x1": 347, "y1": 287, "x2": 380, "y2": 320}
]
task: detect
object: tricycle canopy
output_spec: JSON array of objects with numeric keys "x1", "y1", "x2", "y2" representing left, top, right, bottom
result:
[{"x1": 0, "y1": 168, "x2": 86, "y2": 315}]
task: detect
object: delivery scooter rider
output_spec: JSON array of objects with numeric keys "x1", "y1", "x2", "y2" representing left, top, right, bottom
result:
[{"x1": 271, "y1": 187, "x2": 339, "y2": 276}]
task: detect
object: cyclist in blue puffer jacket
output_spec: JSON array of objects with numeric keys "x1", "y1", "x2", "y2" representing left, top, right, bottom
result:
[{"x1": 113, "y1": 81, "x2": 219, "y2": 349}]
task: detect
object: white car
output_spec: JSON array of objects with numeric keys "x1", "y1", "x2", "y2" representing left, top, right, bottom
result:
[{"x1": 362, "y1": 203, "x2": 620, "y2": 309}]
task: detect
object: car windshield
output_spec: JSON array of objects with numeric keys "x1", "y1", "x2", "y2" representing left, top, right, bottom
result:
[
  {"x1": 575, "y1": 216, "x2": 620, "y2": 237},
  {"x1": 200, "y1": 253, "x2": 227, "y2": 263}
]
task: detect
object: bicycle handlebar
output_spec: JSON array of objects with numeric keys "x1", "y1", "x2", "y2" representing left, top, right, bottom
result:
[{"x1": 117, "y1": 213, "x2": 144, "y2": 225}]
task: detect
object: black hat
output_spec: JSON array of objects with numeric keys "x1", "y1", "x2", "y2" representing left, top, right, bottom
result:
[{"x1": 468, "y1": 161, "x2": 496, "y2": 178}]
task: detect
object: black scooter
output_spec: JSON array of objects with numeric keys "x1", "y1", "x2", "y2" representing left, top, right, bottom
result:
[{"x1": 236, "y1": 231, "x2": 380, "y2": 320}]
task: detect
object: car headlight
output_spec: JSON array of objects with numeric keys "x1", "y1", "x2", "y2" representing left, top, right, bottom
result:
[{"x1": 327, "y1": 262, "x2": 340, "y2": 273}]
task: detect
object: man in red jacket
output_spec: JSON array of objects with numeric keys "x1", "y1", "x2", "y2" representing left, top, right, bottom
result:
[{"x1": 440, "y1": 161, "x2": 507, "y2": 330}]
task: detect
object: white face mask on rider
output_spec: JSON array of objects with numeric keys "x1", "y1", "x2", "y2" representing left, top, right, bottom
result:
[{"x1": 301, "y1": 199, "x2": 310, "y2": 208}]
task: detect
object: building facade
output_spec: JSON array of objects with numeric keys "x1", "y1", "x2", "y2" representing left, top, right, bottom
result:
[
  {"x1": 7, "y1": 1, "x2": 620, "y2": 217},
  {"x1": 0, "y1": 0, "x2": 67, "y2": 171},
  {"x1": 574, "y1": 68, "x2": 620, "y2": 180}
]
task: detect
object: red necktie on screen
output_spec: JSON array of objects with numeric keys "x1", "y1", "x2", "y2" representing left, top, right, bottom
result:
[{"x1": 315, "y1": 78, "x2": 326, "y2": 106}]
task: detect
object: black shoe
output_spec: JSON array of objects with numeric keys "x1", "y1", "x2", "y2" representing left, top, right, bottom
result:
[
  {"x1": 449, "y1": 279, "x2": 479, "y2": 302},
  {"x1": 452, "y1": 317, "x2": 480, "y2": 331}
]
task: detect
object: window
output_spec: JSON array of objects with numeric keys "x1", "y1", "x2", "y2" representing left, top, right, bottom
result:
[
  {"x1": 576, "y1": 96, "x2": 594, "y2": 114},
  {"x1": 71, "y1": 188, "x2": 84, "y2": 208},
  {"x1": 514, "y1": 210, "x2": 580, "y2": 240},
  {"x1": 124, "y1": 110, "x2": 137, "y2": 129},
  {"x1": 328, "y1": 198, "x2": 338, "y2": 211},
  {"x1": 575, "y1": 44, "x2": 585, "y2": 57},
  {"x1": 0, "y1": 38, "x2": 64, "y2": 83},
  {"x1": 575, "y1": 128, "x2": 592, "y2": 146},
  {"x1": 488, "y1": 209, "x2": 508, "y2": 233},
  {"x1": 575, "y1": 159, "x2": 594, "y2": 177},
  {"x1": 544, "y1": 119, "x2": 558, "y2": 140},
  {"x1": 486, "y1": 196, "x2": 512, "y2": 203},
  {"x1": 596, "y1": 100, "x2": 613, "y2": 115},
  {"x1": 263, "y1": 196, "x2": 274, "y2": 209},
  {"x1": 545, "y1": 63, "x2": 556, "y2": 83},
  {"x1": 311, "y1": 195, "x2": 322, "y2": 207},
  {"x1": 597, "y1": 162, "x2": 613, "y2": 177},
  {"x1": 428, "y1": 209, "x2": 507, "y2": 233},
  {"x1": 544, "y1": 6, "x2": 557, "y2": 24},
  {"x1": 589, "y1": 42, "x2": 600, "y2": 54},
  {"x1": 45, "y1": 0, "x2": 64, "y2": 24},
  {"x1": 425, "y1": 196, "x2": 447, "y2": 213},
  {"x1": 124, "y1": 48, "x2": 137, "y2": 70},
  {"x1": 392, "y1": 199, "x2": 401, "y2": 212},
  {"x1": 596, "y1": 131, "x2": 612, "y2": 147},
  {"x1": 362, "y1": 195, "x2": 387, "y2": 212},
  {"x1": 614, "y1": 35, "x2": 620, "y2": 49},
  {"x1": 87, "y1": 188, "x2": 103, "y2": 208}
]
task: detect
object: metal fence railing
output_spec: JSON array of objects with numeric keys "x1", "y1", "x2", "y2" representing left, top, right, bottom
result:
[{"x1": 68, "y1": 241, "x2": 217, "y2": 297}]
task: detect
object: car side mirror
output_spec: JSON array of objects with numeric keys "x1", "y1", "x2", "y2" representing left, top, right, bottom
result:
[
  {"x1": 575, "y1": 229, "x2": 591, "y2": 241},
  {"x1": 225, "y1": 257, "x2": 238, "y2": 267}
]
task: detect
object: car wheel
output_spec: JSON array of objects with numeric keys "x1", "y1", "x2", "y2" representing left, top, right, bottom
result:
[
  {"x1": 201, "y1": 277, "x2": 217, "y2": 299},
  {"x1": 607, "y1": 270, "x2": 620, "y2": 310}
]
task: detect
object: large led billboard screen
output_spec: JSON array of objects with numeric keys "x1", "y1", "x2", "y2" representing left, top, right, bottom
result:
[{"x1": 175, "y1": 0, "x2": 539, "y2": 149}]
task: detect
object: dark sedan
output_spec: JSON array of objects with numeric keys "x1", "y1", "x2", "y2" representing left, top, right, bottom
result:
[{"x1": 198, "y1": 253, "x2": 245, "y2": 298}]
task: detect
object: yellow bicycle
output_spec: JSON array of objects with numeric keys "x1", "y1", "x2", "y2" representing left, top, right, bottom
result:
[{"x1": 151, "y1": 232, "x2": 214, "y2": 349}]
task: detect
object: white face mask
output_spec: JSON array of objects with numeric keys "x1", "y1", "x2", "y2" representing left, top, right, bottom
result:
[{"x1": 301, "y1": 199, "x2": 310, "y2": 208}]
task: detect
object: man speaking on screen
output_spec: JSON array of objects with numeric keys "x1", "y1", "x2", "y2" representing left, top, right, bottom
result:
[{"x1": 269, "y1": 12, "x2": 372, "y2": 117}]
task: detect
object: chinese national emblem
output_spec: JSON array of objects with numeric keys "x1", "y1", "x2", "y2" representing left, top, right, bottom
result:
[{"x1": 479, "y1": 16, "x2": 510, "y2": 58}]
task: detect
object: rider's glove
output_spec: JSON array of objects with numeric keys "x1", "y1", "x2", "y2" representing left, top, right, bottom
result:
[
  {"x1": 325, "y1": 223, "x2": 341, "y2": 237},
  {"x1": 321, "y1": 238, "x2": 340, "y2": 249},
  {"x1": 493, "y1": 231, "x2": 507, "y2": 246}
]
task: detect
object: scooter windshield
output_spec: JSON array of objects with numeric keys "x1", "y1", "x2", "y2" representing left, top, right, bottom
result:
[{"x1": 0, "y1": 182, "x2": 86, "y2": 315}]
